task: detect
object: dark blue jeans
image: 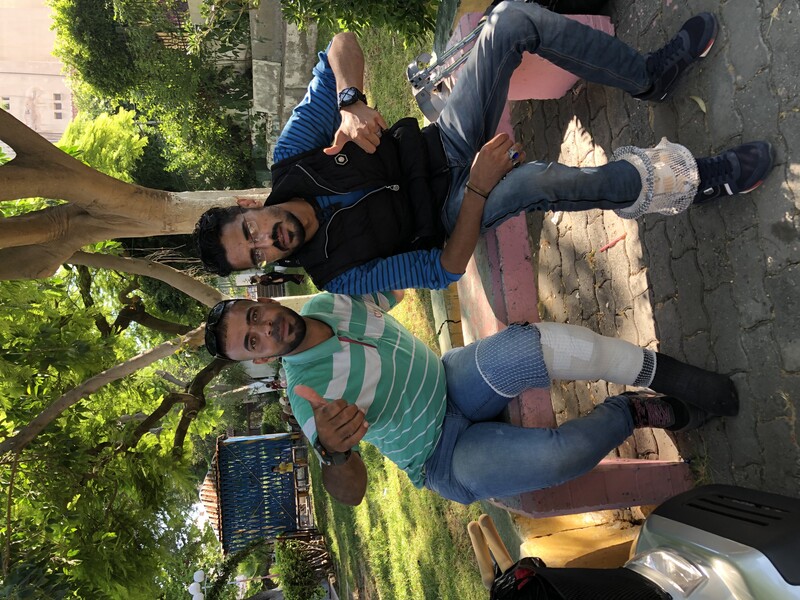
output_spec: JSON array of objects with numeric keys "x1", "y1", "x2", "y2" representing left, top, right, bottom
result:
[{"x1": 438, "y1": 1, "x2": 649, "y2": 233}]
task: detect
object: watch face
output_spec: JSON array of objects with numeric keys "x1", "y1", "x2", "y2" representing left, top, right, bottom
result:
[{"x1": 338, "y1": 87, "x2": 365, "y2": 108}]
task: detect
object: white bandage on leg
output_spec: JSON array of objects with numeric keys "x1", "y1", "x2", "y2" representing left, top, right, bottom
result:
[{"x1": 535, "y1": 322, "x2": 656, "y2": 386}]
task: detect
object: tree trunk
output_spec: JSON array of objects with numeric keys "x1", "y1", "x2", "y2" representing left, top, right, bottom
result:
[{"x1": 1, "y1": 109, "x2": 271, "y2": 280}]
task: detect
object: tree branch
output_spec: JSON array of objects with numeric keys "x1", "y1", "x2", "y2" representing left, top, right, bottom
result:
[
  {"x1": 123, "y1": 307, "x2": 193, "y2": 336},
  {"x1": 0, "y1": 326, "x2": 206, "y2": 457},
  {"x1": 172, "y1": 358, "x2": 232, "y2": 458},
  {"x1": 2, "y1": 452, "x2": 20, "y2": 577},
  {"x1": 0, "y1": 109, "x2": 71, "y2": 165},
  {"x1": 157, "y1": 370, "x2": 187, "y2": 388},
  {"x1": 111, "y1": 392, "x2": 189, "y2": 455},
  {"x1": 76, "y1": 264, "x2": 112, "y2": 337},
  {"x1": 69, "y1": 251, "x2": 226, "y2": 307}
]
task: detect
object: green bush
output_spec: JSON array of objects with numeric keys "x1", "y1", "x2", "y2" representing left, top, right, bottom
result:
[
  {"x1": 274, "y1": 541, "x2": 326, "y2": 600},
  {"x1": 281, "y1": 0, "x2": 437, "y2": 42}
]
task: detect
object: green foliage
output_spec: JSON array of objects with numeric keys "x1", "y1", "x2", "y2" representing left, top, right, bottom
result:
[
  {"x1": 129, "y1": 128, "x2": 187, "y2": 191},
  {"x1": 50, "y1": 0, "x2": 258, "y2": 190},
  {"x1": 59, "y1": 109, "x2": 148, "y2": 182},
  {"x1": 49, "y1": 0, "x2": 138, "y2": 95},
  {"x1": 0, "y1": 273, "x2": 226, "y2": 597},
  {"x1": 0, "y1": 545, "x2": 71, "y2": 599},
  {"x1": 358, "y1": 26, "x2": 431, "y2": 127},
  {"x1": 274, "y1": 541, "x2": 326, "y2": 600},
  {"x1": 309, "y1": 445, "x2": 487, "y2": 600},
  {"x1": 281, "y1": 0, "x2": 437, "y2": 42},
  {"x1": 260, "y1": 400, "x2": 285, "y2": 434},
  {"x1": 203, "y1": 539, "x2": 270, "y2": 600},
  {"x1": 136, "y1": 275, "x2": 208, "y2": 327}
]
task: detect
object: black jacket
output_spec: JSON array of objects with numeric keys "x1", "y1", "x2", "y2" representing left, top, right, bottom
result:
[{"x1": 267, "y1": 118, "x2": 449, "y2": 288}]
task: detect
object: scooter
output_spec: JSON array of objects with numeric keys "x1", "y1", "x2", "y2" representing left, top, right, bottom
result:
[{"x1": 470, "y1": 484, "x2": 800, "y2": 599}]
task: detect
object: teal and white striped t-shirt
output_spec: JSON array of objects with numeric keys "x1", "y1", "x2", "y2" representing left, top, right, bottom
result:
[{"x1": 283, "y1": 292, "x2": 447, "y2": 487}]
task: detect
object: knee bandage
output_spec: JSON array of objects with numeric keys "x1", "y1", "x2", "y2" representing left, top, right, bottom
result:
[{"x1": 536, "y1": 322, "x2": 655, "y2": 387}]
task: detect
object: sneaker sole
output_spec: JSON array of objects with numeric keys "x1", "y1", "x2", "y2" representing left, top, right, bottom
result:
[
  {"x1": 740, "y1": 142, "x2": 775, "y2": 194},
  {"x1": 697, "y1": 15, "x2": 719, "y2": 58}
]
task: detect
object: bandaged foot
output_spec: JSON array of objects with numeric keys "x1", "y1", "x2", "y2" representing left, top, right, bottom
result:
[{"x1": 613, "y1": 137, "x2": 699, "y2": 219}]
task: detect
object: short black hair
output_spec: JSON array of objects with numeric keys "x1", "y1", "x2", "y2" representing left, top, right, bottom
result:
[
  {"x1": 194, "y1": 206, "x2": 241, "y2": 276},
  {"x1": 204, "y1": 299, "x2": 241, "y2": 359}
]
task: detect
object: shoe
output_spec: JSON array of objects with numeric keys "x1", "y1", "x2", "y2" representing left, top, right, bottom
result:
[
  {"x1": 694, "y1": 141, "x2": 774, "y2": 204},
  {"x1": 636, "y1": 13, "x2": 719, "y2": 102},
  {"x1": 650, "y1": 353, "x2": 739, "y2": 416},
  {"x1": 624, "y1": 391, "x2": 709, "y2": 432}
]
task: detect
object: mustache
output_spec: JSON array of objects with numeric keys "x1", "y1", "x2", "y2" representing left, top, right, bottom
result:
[
  {"x1": 271, "y1": 222, "x2": 289, "y2": 252},
  {"x1": 271, "y1": 315, "x2": 285, "y2": 340}
]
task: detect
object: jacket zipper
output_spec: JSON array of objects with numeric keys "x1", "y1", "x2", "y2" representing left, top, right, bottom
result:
[
  {"x1": 296, "y1": 164, "x2": 347, "y2": 195},
  {"x1": 323, "y1": 184, "x2": 400, "y2": 259}
]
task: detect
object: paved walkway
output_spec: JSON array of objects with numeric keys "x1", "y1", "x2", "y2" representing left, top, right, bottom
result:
[{"x1": 512, "y1": 0, "x2": 800, "y2": 496}]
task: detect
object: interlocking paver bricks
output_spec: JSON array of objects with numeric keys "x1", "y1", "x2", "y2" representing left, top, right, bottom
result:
[{"x1": 513, "y1": 0, "x2": 800, "y2": 497}]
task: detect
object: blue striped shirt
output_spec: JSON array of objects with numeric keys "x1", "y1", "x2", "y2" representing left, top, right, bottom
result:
[{"x1": 272, "y1": 45, "x2": 460, "y2": 293}]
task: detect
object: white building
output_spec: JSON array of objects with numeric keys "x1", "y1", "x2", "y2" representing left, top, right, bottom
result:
[{"x1": 0, "y1": 0, "x2": 73, "y2": 149}]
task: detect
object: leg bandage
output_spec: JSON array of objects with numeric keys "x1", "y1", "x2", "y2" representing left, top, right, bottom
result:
[
  {"x1": 536, "y1": 322, "x2": 656, "y2": 387},
  {"x1": 474, "y1": 323, "x2": 551, "y2": 398},
  {"x1": 612, "y1": 137, "x2": 699, "y2": 219}
]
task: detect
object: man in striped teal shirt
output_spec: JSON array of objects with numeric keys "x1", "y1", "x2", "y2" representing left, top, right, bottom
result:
[
  {"x1": 204, "y1": 293, "x2": 736, "y2": 505},
  {"x1": 195, "y1": 6, "x2": 773, "y2": 294}
]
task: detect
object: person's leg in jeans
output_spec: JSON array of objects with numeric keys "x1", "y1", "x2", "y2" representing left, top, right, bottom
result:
[
  {"x1": 426, "y1": 323, "x2": 644, "y2": 503},
  {"x1": 438, "y1": 1, "x2": 651, "y2": 165},
  {"x1": 435, "y1": 3, "x2": 771, "y2": 231},
  {"x1": 425, "y1": 322, "x2": 731, "y2": 503},
  {"x1": 436, "y1": 2, "x2": 655, "y2": 232}
]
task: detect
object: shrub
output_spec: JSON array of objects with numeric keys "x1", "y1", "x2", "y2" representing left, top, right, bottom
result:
[{"x1": 281, "y1": 0, "x2": 437, "y2": 42}]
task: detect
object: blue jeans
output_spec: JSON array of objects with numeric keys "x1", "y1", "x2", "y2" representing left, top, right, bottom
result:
[
  {"x1": 423, "y1": 324, "x2": 635, "y2": 504},
  {"x1": 437, "y1": 1, "x2": 649, "y2": 233}
]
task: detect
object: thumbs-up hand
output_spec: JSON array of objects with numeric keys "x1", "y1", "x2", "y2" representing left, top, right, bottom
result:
[
  {"x1": 323, "y1": 103, "x2": 388, "y2": 156},
  {"x1": 294, "y1": 385, "x2": 369, "y2": 453}
]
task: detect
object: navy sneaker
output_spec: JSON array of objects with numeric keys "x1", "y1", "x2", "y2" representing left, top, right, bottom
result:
[
  {"x1": 694, "y1": 141, "x2": 774, "y2": 204},
  {"x1": 636, "y1": 13, "x2": 719, "y2": 102}
]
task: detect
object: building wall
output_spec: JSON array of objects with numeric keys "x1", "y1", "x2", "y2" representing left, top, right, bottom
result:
[
  {"x1": 249, "y1": 0, "x2": 318, "y2": 170},
  {"x1": 0, "y1": 0, "x2": 73, "y2": 144}
]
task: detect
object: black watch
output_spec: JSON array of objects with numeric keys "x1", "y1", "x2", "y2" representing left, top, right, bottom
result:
[
  {"x1": 337, "y1": 86, "x2": 367, "y2": 111},
  {"x1": 314, "y1": 437, "x2": 352, "y2": 466}
]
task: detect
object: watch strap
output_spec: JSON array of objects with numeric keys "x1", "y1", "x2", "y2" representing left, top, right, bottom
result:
[{"x1": 313, "y1": 437, "x2": 351, "y2": 466}]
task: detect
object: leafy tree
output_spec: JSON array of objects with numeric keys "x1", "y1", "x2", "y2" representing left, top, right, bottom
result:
[
  {"x1": 50, "y1": 0, "x2": 257, "y2": 190},
  {"x1": 49, "y1": 0, "x2": 138, "y2": 95},
  {"x1": 261, "y1": 400, "x2": 286, "y2": 434},
  {"x1": 0, "y1": 274, "x2": 226, "y2": 598}
]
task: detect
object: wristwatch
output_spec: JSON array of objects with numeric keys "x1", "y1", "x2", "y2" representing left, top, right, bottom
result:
[
  {"x1": 337, "y1": 86, "x2": 367, "y2": 111},
  {"x1": 313, "y1": 437, "x2": 352, "y2": 466}
]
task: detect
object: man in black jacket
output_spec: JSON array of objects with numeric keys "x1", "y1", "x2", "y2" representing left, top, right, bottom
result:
[{"x1": 195, "y1": 3, "x2": 773, "y2": 294}]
